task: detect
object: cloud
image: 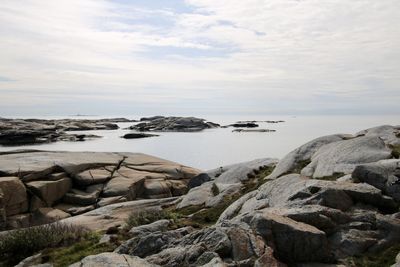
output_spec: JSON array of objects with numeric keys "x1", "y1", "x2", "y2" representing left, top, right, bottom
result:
[{"x1": 0, "y1": 0, "x2": 399, "y2": 115}]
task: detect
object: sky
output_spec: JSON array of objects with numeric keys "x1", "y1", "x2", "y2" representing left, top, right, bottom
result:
[{"x1": 0, "y1": 0, "x2": 399, "y2": 116}]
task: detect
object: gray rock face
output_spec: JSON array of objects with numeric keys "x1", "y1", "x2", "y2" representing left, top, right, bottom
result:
[
  {"x1": 69, "y1": 252, "x2": 158, "y2": 267},
  {"x1": 356, "y1": 125, "x2": 400, "y2": 146},
  {"x1": 177, "y1": 182, "x2": 214, "y2": 209},
  {"x1": 268, "y1": 135, "x2": 345, "y2": 179},
  {"x1": 116, "y1": 226, "x2": 193, "y2": 258},
  {"x1": 129, "y1": 116, "x2": 220, "y2": 132},
  {"x1": 217, "y1": 173, "x2": 400, "y2": 263},
  {"x1": 238, "y1": 211, "x2": 331, "y2": 263},
  {"x1": 210, "y1": 158, "x2": 278, "y2": 184},
  {"x1": 352, "y1": 159, "x2": 400, "y2": 202},
  {"x1": 117, "y1": 221, "x2": 283, "y2": 267},
  {"x1": 178, "y1": 158, "x2": 277, "y2": 209},
  {"x1": 301, "y1": 136, "x2": 392, "y2": 178},
  {"x1": 128, "y1": 219, "x2": 170, "y2": 235}
]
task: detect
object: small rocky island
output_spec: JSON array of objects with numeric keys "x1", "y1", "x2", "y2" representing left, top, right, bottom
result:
[
  {"x1": 1, "y1": 124, "x2": 400, "y2": 267},
  {"x1": 128, "y1": 116, "x2": 220, "y2": 132},
  {"x1": 0, "y1": 118, "x2": 135, "y2": 146}
]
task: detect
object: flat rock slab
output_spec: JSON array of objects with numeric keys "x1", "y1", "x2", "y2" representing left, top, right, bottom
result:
[
  {"x1": 0, "y1": 151, "x2": 124, "y2": 181},
  {"x1": 62, "y1": 198, "x2": 179, "y2": 231}
]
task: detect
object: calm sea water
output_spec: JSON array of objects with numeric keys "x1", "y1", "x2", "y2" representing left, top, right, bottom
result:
[{"x1": 0, "y1": 115, "x2": 398, "y2": 170}]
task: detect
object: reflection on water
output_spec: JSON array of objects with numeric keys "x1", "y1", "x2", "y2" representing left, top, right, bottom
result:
[{"x1": 0, "y1": 115, "x2": 398, "y2": 170}]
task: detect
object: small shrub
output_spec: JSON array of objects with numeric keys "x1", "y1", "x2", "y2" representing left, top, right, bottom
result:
[
  {"x1": 42, "y1": 232, "x2": 115, "y2": 267},
  {"x1": 211, "y1": 183, "x2": 220, "y2": 196},
  {"x1": 389, "y1": 144, "x2": 400, "y2": 159},
  {"x1": 124, "y1": 209, "x2": 179, "y2": 229},
  {"x1": 0, "y1": 222, "x2": 87, "y2": 266}
]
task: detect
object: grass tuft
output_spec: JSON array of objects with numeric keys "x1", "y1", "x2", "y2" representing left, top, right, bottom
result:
[
  {"x1": 211, "y1": 183, "x2": 220, "y2": 196},
  {"x1": 389, "y1": 144, "x2": 400, "y2": 159},
  {"x1": 0, "y1": 222, "x2": 88, "y2": 266},
  {"x1": 124, "y1": 209, "x2": 179, "y2": 230},
  {"x1": 42, "y1": 232, "x2": 115, "y2": 267}
]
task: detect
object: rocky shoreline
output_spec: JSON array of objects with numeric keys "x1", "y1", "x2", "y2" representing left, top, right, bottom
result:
[
  {"x1": 0, "y1": 116, "x2": 283, "y2": 146},
  {"x1": 0, "y1": 124, "x2": 399, "y2": 266}
]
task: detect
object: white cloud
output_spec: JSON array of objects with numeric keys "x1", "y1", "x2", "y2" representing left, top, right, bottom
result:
[{"x1": 0, "y1": 0, "x2": 399, "y2": 115}]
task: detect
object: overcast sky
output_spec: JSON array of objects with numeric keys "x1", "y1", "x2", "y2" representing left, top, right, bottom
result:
[{"x1": 1, "y1": 0, "x2": 399, "y2": 116}]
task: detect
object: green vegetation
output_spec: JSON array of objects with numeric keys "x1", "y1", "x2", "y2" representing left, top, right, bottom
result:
[
  {"x1": 281, "y1": 159, "x2": 311, "y2": 176},
  {"x1": 315, "y1": 172, "x2": 345, "y2": 181},
  {"x1": 389, "y1": 144, "x2": 400, "y2": 159},
  {"x1": 242, "y1": 165, "x2": 275, "y2": 194},
  {"x1": 0, "y1": 223, "x2": 88, "y2": 266},
  {"x1": 124, "y1": 209, "x2": 180, "y2": 230},
  {"x1": 343, "y1": 244, "x2": 400, "y2": 267},
  {"x1": 211, "y1": 183, "x2": 220, "y2": 196},
  {"x1": 42, "y1": 232, "x2": 115, "y2": 267}
]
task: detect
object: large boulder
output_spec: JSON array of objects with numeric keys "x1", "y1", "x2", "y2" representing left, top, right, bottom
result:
[
  {"x1": 356, "y1": 125, "x2": 400, "y2": 146},
  {"x1": 268, "y1": 135, "x2": 345, "y2": 179},
  {"x1": 177, "y1": 182, "x2": 214, "y2": 209},
  {"x1": 301, "y1": 136, "x2": 392, "y2": 178},
  {"x1": 352, "y1": 159, "x2": 400, "y2": 202},
  {"x1": 208, "y1": 158, "x2": 278, "y2": 184},
  {"x1": 0, "y1": 177, "x2": 28, "y2": 216},
  {"x1": 238, "y1": 211, "x2": 331, "y2": 263},
  {"x1": 26, "y1": 177, "x2": 72, "y2": 206},
  {"x1": 102, "y1": 176, "x2": 145, "y2": 200},
  {"x1": 62, "y1": 188, "x2": 100, "y2": 206}
]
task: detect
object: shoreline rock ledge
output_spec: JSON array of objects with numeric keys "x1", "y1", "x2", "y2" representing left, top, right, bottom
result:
[
  {"x1": 2, "y1": 124, "x2": 400, "y2": 267},
  {"x1": 0, "y1": 151, "x2": 200, "y2": 230}
]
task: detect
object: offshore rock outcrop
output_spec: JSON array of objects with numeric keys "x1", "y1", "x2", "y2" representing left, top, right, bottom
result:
[
  {"x1": 0, "y1": 117, "x2": 132, "y2": 145},
  {"x1": 129, "y1": 116, "x2": 220, "y2": 132}
]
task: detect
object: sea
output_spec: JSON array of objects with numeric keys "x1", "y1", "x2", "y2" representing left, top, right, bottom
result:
[{"x1": 0, "y1": 115, "x2": 398, "y2": 170}]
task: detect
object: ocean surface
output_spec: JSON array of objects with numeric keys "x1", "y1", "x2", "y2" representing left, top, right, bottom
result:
[{"x1": 0, "y1": 115, "x2": 398, "y2": 170}]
